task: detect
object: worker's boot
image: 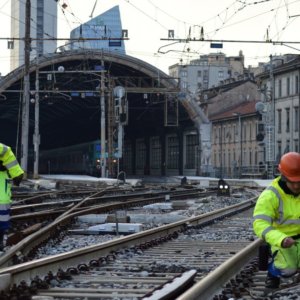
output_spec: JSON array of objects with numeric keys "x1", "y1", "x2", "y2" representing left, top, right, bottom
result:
[{"x1": 265, "y1": 272, "x2": 280, "y2": 288}]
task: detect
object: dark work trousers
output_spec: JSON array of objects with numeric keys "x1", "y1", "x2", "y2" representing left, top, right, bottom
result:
[{"x1": 0, "y1": 230, "x2": 4, "y2": 250}]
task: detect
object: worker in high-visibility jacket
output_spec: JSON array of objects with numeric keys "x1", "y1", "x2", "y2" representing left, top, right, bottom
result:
[
  {"x1": 253, "y1": 152, "x2": 300, "y2": 289},
  {"x1": 0, "y1": 143, "x2": 24, "y2": 251}
]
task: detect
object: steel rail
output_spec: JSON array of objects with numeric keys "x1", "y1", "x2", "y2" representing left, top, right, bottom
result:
[
  {"x1": 0, "y1": 198, "x2": 255, "y2": 290},
  {"x1": 0, "y1": 188, "x2": 211, "y2": 268},
  {"x1": 176, "y1": 238, "x2": 263, "y2": 300}
]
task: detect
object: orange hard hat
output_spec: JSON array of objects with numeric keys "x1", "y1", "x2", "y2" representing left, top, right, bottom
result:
[{"x1": 278, "y1": 152, "x2": 300, "y2": 182}]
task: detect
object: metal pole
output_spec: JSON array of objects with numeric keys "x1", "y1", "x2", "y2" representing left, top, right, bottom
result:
[
  {"x1": 100, "y1": 60, "x2": 106, "y2": 177},
  {"x1": 220, "y1": 123, "x2": 223, "y2": 178},
  {"x1": 20, "y1": 0, "x2": 31, "y2": 176},
  {"x1": 239, "y1": 114, "x2": 242, "y2": 178},
  {"x1": 298, "y1": 70, "x2": 300, "y2": 152},
  {"x1": 33, "y1": 56, "x2": 40, "y2": 179}
]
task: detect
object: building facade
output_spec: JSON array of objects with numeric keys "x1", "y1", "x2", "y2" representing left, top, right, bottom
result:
[
  {"x1": 256, "y1": 55, "x2": 300, "y2": 166},
  {"x1": 203, "y1": 79, "x2": 264, "y2": 178},
  {"x1": 10, "y1": 0, "x2": 57, "y2": 70},
  {"x1": 168, "y1": 51, "x2": 245, "y2": 95},
  {"x1": 69, "y1": 6, "x2": 125, "y2": 54}
]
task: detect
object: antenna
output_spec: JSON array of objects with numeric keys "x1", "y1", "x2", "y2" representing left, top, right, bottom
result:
[{"x1": 90, "y1": 0, "x2": 98, "y2": 18}]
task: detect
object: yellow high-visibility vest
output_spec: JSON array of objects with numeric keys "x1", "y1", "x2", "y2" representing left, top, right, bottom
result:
[
  {"x1": 0, "y1": 171, "x2": 11, "y2": 203},
  {"x1": 253, "y1": 176, "x2": 300, "y2": 248},
  {"x1": 0, "y1": 143, "x2": 24, "y2": 179}
]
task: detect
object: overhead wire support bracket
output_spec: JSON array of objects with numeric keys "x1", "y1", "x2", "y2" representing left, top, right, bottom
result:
[{"x1": 159, "y1": 37, "x2": 300, "y2": 45}]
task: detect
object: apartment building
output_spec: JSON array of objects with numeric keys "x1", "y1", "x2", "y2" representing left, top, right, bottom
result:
[
  {"x1": 202, "y1": 78, "x2": 263, "y2": 178},
  {"x1": 256, "y1": 54, "x2": 300, "y2": 163},
  {"x1": 10, "y1": 0, "x2": 57, "y2": 70},
  {"x1": 169, "y1": 51, "x2": 245, "y2": 95}
]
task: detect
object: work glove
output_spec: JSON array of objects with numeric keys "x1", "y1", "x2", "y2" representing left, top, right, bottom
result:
[
  {"x1": 13, "y1": 174, "x2": 23, "y2": 186},
  {"x1": 281, "y1": 237, "x2": 296, "y2": 248},
  {"x1": 0, "y1": 161, "x2": 6, "y2": 171}
]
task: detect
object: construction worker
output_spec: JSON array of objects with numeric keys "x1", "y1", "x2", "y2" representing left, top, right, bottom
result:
[
  {"x1": 0, "y1": 143, "x2": 24, "y2": 251},
  {"x1": 253, "y1": 152, "x2": 300, "y2": 289}
]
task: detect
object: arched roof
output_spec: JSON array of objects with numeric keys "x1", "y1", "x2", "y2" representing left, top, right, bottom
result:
[{"x1": 0, "y1": 50, "x2": 183, "y2": 150}]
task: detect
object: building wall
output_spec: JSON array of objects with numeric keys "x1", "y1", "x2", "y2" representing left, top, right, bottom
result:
[
  {"x1": 10, "y1": 0, "x2": 57, "y2": 70},
  {"x1": 274, "y1": 70, "x2": 300, "y2": 157},
  {"x1": 211, "y1": 115, "x2": 262, "y2": 178},
  {"x1": 168, "y1": 52, "x2": 245, "y2": 95},
  {"x1": 257, "y1": 58, "x2": 300, "y2": 163},
  {"x1": 208, "y1": 81, "x2": 260, "y2": 116},
  {"x1": 69, "y1": 6, "x2": 125, "y2": 54}
]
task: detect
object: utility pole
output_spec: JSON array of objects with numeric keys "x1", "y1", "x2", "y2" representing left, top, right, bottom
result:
[
  {"x1": 265, "y1": 55, "x2": 276, "y2": 178},
  {"x1": 100, "y1": 59, "x2": 107, "y2": 177},
  {"x1": 107, "y1": 78, "x2": 114, "y2": 177},
  {"x1": 33, "y1": 54, "x2": 40, "y2": 179},
  {"x1": 21, "y1": 0, "x2": 31, "y2": 176}
]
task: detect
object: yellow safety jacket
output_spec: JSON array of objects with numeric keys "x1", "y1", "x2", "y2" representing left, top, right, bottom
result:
[
  {"x1": 0, "y1": 143, "x2": 23, "y2": 231},
  {"x1": 0, "y1": 143, "x2": 24, "y2": 180},
  {"x1": 253, "y1": 176, "x2": 300, "y2": 248},
  {"x1": 0, "y1": 171, "x2": 11, "y2": 203}
]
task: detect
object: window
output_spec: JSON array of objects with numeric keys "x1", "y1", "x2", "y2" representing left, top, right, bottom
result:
[
  {"x1": 295, "y1": 107, "x2": 299, "y2": 132},
  {"x1": 166, "y1": 136, "x2": 179, "y2": 169},
  {"x1": 136, "y1": 139, "x2": 146, "y2": 169},
  {"x1": 218, "y1": 70, "x2": 224, "y2": 79},
  {"x1": 233, "y1": 124, "x2": 237, "y2": 141},
  {"x1": 150, "y1": 137, "x2": 161, "y2": 169},
  {"x1": 203, "y1": 70, "x2": 208, "y2": 81},
  {"x1": 296, "y1": 76, "x2": 299, "y2": 94},
  {"x1": 181, "y1": 70, "x2": 187, "y2": 77},
  {"x1": 249, "y1": 123, "x2": 252, "y2": 140},
  {"x1": 185, "y1": 134, "x2": 198, "y2": 169},
  {"x1": 123, "y1": 141, "x2": 132, "y2": 174},
  {"x1": 278, "y1": 79, "x2": 282, "y2": 97},
  {"x1": 277, "y1": 141, "x2": 282, "y2": 158},
  {"x1": 214, "y1": 127, "x2": 218, "y2": 144},
  {"x1": 277, "y1": 109, "x2": 282, "y2": 133},
  {"x1": 285, "y1": 140, "x2": 290, "y2": 153},
  {"x1": 287, "y1": 77, "x2": 290, "y2": 96},
  {"x1": 286, "y1": 108, "x2": 290, "y2": 133},
  {"x1": 197, "y1": 70, "x2": 202, "y2": 77},
  {"x1": 181, "y1": 81, "x2": 187, "y2": 90}
]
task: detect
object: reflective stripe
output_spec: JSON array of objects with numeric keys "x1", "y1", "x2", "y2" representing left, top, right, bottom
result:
[
  {"x1": 0, "y1": 204, "x2": 10, "y2": 210},
  {"x1": 283, "y1": 219, "x2": 300, "y2": 225},
  {"x1": 265, "y1": 183, "x2": 300, "y2": 227},
  {"x1": 5, "y1": 160, "x2": 18, "y2": 169},
  {"x1": 253, "y1": 214, "x2": 273, "y2": 223},
  {"x1": 0, "y1": 145, "x2": 8, "y2": 157},
  {"x1": 0, "y1": 215, "x2": 9, "y2": 222},
  {"x1": 262, "y1": 226, "x2": 275, "y2": 239},
  {"x1": 267, "y1": 186, "x2": 284, "y2": 224}
]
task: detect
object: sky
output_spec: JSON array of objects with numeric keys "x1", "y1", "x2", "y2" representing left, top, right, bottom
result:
[{"x1": 1, "y1": 0, "x2": 300, "y2": 75}]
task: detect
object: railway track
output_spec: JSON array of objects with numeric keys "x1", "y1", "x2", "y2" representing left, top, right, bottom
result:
[
  {"x1": 2, "y1": 186, "x2": 215, "y2": 266},
  {"x1": 0, "y1": 197, "x2": 259, "y2": 299},
  {"x1": 3, "y1": 184, "x2": 290, "y2": 300}
]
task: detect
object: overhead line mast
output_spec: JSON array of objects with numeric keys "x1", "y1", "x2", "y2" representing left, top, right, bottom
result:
[{"x1": 20, "y1": 0, "x2": 31, "y2": 177}]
